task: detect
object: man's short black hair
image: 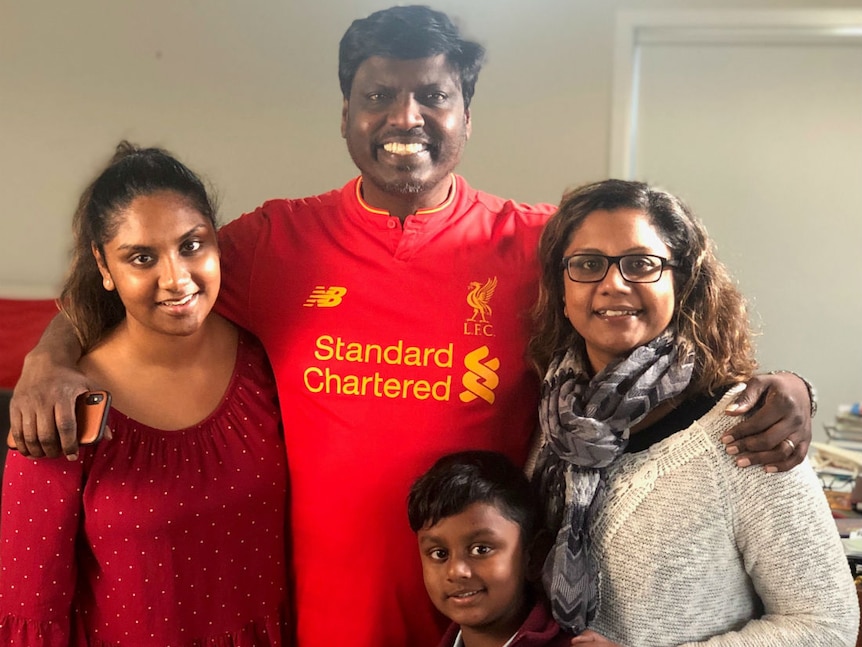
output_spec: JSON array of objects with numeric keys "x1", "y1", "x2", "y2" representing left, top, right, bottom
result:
[
  {"x1": 407, "y1": 450, "x2": 537, "y2": 543},
  {"x1": 338, "y1": 5, "x2": 485, "y2": 108}
]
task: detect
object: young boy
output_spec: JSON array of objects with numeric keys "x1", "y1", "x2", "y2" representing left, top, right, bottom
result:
[{"x1": 407, "y1": 450, "x2": 574, "y2": 647}]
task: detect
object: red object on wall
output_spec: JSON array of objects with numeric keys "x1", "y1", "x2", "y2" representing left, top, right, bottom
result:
[{"x1": 0, "y1": 298, "x2": 59, "y2": 389}]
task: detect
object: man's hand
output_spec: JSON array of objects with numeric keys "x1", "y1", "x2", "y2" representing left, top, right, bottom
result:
[
  {"x1": 721, "y1": 372, "x2": 812, "y2": 472},
  {"x1": 571, "y1": 629, "x2": 623, "y2": 645},
  {"x1": 8, "y1": 314, "x2": 89, "y2": 459}
]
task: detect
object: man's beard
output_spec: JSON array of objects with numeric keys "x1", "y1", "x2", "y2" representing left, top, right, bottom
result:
[{"x1": 381, "y1": 179, "x2": 427, "y2": 195}]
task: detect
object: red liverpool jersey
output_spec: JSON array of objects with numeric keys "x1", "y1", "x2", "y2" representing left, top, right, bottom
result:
[{"x1": 217, "y1": 176, "x2": 554, "y2": 647}]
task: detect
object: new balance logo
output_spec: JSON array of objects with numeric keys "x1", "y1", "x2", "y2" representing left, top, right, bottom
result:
[
  {"x1": 459, "y1": 345, "x2": 500, "y2": 405},
  {"x1": 303, "y1": 286, "x2": 347, "y2": 308}
]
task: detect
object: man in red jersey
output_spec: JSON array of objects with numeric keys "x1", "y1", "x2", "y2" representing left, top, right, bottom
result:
[{"x1": 10, "y1": 6, "x2": 814, "y2": 647}]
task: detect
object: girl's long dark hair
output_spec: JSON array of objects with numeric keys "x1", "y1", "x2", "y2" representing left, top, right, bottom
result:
[{"x1": 60, "y1": 141, "x2": 217, "y2": 351}]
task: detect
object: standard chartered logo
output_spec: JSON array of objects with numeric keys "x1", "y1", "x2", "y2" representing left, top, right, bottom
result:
[
  {"x1": 301, "y1": 335, "x2": 500, "y2": 405},
  {"x1": 458, "y1": 345, "x2": 500, "y2": 405},
  {"x1": 303, "y1": 335, "x2": 453, "y2": 400}
]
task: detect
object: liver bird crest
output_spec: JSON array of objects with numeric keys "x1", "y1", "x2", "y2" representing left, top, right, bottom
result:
[{"x1": 467, "y1": 277, "x2": 497, "y2": 323}]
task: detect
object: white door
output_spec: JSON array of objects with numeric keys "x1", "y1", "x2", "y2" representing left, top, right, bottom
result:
[{"x1": 612, "y1": 11, "x2": 862, "y2": 440}]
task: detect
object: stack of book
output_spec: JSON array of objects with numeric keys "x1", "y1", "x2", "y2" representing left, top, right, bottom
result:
[
  {"x1": 826, "y1": 403, "x2": 862, "y2": 448},
  {"x1": 813, "y1": 404, "x2": 862, "y2": 524}
]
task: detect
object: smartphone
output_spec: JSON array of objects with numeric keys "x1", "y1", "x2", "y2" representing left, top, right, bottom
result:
[
  {"x1": 75, "y1": 390, "x2": 111, "y2": 444},
  {"x1": 6, "y1": 390, "x2": 111, "y2": 450}
]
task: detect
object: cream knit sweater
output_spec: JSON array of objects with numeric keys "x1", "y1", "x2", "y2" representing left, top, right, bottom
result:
[{"x1": 587, "y1": 387, "x2": 859, "y2": 646}]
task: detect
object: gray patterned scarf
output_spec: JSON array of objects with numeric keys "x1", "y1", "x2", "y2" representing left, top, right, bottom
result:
[{"x1": 533, "y1": 330, "x2": 694, "y2": 633}]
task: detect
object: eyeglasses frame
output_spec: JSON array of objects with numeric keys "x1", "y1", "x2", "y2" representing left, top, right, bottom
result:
[{"x1": 561, "y1": 253, "x2": 680, "y2": 284}]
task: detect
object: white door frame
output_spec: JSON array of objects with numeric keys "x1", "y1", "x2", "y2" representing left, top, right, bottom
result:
[{"x1": 609, "y1": 9, "x2": 862, "y2": 178}]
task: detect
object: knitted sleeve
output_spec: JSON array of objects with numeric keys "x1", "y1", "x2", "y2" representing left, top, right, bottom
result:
[{"x1": 681, "y1": 453, "x2": 859, "y2": 646}]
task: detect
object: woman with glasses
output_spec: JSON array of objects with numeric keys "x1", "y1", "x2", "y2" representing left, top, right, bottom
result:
[{"x1": 528, "y1": 179, "x2": 857, "y2": 646}]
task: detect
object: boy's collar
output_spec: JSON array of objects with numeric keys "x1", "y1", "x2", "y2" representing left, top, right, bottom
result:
[{"x1": 452, "y1": 628, "x2": 520, "y2": 647}]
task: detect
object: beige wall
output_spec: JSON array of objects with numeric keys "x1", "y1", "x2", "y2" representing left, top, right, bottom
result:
[
  {"x1": 3, "y1": 0, "x2": 858, "y2": 296},
  {"x1": 3, "y1": 0, "x2": 860, "y2": 434}
]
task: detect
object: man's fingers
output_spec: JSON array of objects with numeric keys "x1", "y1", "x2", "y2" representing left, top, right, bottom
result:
[
  {"x1": 731, "y1": 436, "x2": 809, "y2": 472},
  {"x1": 723, "y1": 416, "x2": 788, "y2": 458},
  {"x1": 724, "y1": 378, "x2": 767, "y2": 416},
  {"x1": 21, "y1": 408, "x2": 53, "y2": 457},
  {"x1": 722, "y1": 400, "x2": 786, "y2": 447},
  {"x1": 720, "y1": 380, "x2": 808, "y2": 472},
  {"x1": 723, "y1": 379, "x2": 806, "y2": 444},
  {"x1": 764, "y1": 437, "x2": 810, "y2": 473},
  {"x1": 8, "y1": 399, "x2": 24, "y2": 454},
  {"x1": 723, "y1": 408, "x2": 806, "y2": 454},
  {"x1": 14, "y1": 408, "x2": 45, "y2": 458},
  {"x1": 10, "y1": 389, "x2": 83, "y2": 459},
  {"x1": 54, "y1": 401, "x2": 81, "y2": 460}
]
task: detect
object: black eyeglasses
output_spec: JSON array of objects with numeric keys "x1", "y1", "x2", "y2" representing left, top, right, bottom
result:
[{"x1": 562, "y1": 254, "x2": 679, "y2": 283}]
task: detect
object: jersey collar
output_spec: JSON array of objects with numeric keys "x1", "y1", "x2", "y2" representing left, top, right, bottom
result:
[{"x1": 354, "y1": 174, "x2": 458, "y2": 217}]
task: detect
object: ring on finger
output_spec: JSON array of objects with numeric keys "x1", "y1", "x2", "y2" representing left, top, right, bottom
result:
[{"x1": 783, "y1": 438, "x2": 795, "y2": 453}]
